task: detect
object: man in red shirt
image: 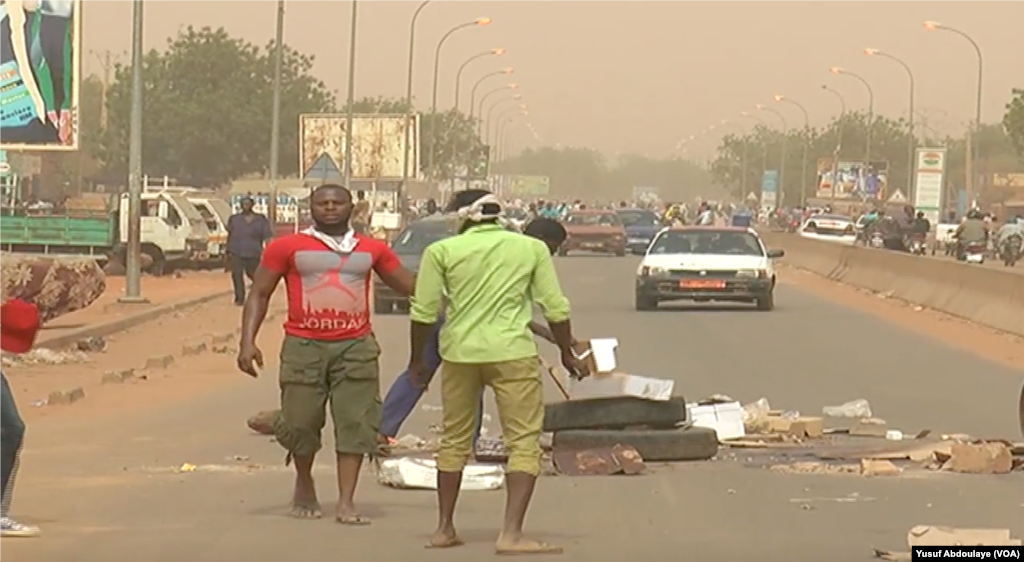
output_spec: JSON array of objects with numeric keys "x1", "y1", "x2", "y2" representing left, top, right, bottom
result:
[{"x1": 237, "y1": 184, "x2": 415, "y2": 525}]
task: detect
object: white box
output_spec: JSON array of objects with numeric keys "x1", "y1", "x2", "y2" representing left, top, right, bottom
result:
[
  {"x1": 568, "y1": 372, "x2": 674, "y2": 402},
  {"x1": 687, "y1": 402, "x2": 745, "y2": 441}
]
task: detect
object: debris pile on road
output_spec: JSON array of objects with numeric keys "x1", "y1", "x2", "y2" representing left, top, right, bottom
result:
[
  {"x1": 709, "y1": 395, "x2": 1024, "y2": 477},
  {"x1": 1, "y1": 347, "x2": 89, "y2": 366}
]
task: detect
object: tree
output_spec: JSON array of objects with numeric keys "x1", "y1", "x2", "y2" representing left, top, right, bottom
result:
[
  {"x1": 1005, "y1": 88, "x2": 1024, "y2": 163},
  {"x1": 494, "y1": 147, "x2": 711, "y2": 200},
  {"x1": 98, "y1": 26, "x2": 334, "y2": 186}
]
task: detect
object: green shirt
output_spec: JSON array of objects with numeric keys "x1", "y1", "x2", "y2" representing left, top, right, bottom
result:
[{"x1": 410, "y1": 223, "x2": 571, "y2": 364}]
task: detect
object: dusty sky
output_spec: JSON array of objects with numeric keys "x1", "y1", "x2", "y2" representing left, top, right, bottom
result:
[{"x1": 82, "y1": 1, "x2": 1024, "y2": 159}]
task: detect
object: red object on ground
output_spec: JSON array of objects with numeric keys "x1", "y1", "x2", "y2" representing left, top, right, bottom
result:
[{"x1": 1, "y1": 299, "x2": 41, "y2": 353}]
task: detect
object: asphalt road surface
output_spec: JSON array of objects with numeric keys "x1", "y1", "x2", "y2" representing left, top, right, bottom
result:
[{"x1": 6, "y1": 256, "x2": 1022, "y2": 562}]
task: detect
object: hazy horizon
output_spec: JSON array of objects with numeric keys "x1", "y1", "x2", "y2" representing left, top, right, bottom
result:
[{"x1": 82, "y1": 1, "x2": 1024, "y2": 160}]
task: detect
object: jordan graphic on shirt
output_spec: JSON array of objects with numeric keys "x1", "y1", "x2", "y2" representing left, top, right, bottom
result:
[{"x1": 294, "y1": 250, "x2": 373, "y2": 331}]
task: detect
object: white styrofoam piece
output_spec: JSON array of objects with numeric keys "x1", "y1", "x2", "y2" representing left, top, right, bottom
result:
[
  {"x1": 568, "y1": 372, "x2": 674, "y2": 402},
  {"x1": 687, "y1": 402, "x2": 745, "y2": 441},
  {"x1": 376, "y1": 457, "x2": 504, "y2": 491},
  {"x1": 589, "y1": 338, "x2": 619, "y2": 372}
]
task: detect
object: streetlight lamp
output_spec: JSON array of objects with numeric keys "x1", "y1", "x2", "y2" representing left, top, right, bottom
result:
[
  {"x1": 267, "y1": 0, "x2": 285, "y2": 225},
  {"x1": 483, "y1": 94, "x2": 522, "y2": 141},
  {"x1": 401, "y1": 0, "x2": 432, "y2": 205},
  {"x1": 477, "y1": 84, "x2": 518, "y2": 134},
  {"x1": 830, "y1": 67, "x2": 875, "y2": 165},
  {"x1": 756, "y1": 103, "x2": 789, "y2": 206},
  {"x1": 428, "y1": 17, "x2": 491, "y2": 177},
  {"x1": 454, "y1": 48, "x2": 504, "y2": 111},
  {"x1": 120, "y1": 0, "x2": 146, "y2": 303},
  {"x1": 865, "y1": 47, "x2": 916, "y2": 198},
  {"x1": 342, "y1": 0, "x2": 359, "y2": 188},
  {"x1": 469, "y1": 68, "x2": 513, "y2": 119},
  {"x1": 924, "y1": 20, "x2": 983, "y2": 203},
  {"x1": 773, "y1": 94, "x2": 811, "y2": 205}
]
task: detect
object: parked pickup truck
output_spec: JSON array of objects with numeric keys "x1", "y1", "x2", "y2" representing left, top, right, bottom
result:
[{"x1": 0, "y1": 192, "x2": 210, "y2": 275}]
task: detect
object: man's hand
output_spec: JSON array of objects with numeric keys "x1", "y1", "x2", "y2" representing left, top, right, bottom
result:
[
  {"x1": 560, "y1": 348, "x2": 589, "y2": 380},
  {"x1": 237, "y1": 343, "x2": 264, "y2": 378}
]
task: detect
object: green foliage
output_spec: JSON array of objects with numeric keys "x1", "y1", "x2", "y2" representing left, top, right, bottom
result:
[
  {"x1": 494, "y1": 147, "x2": 711, "y2": 200},
  {"x1": 1005, "y1": 88, "x2": 1024, "y2": 162},
  {"x1": 98, "y1": 26, "x2": 334, "y2": 186}
]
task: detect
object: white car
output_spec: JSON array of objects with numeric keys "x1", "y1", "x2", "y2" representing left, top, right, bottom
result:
[
  {"x1": 634, "y1": 227, "x2": 785, "y2": 311},
  {"x1": 799, "y1": 214, "x2": 858, "y2": 246}
]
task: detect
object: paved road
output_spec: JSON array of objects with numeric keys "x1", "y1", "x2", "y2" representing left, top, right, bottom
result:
[{"x1": 6, "y1": 256, "x2": 1022, "y2": 562}]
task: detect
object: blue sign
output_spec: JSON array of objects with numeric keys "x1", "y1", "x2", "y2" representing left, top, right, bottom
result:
[{"x1": 761, "y1": 170, "x2": 779, "y2": 194}]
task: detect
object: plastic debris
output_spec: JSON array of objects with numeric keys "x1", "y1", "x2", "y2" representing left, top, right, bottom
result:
[
  {"x1": 376, "y1": 457, "x2": 504, "y2": 490},
  {"x1": 178, "y1": 463, "x2": 197, "y2": 473},
  {"x1": 822, "y1": 399, "x2": 872, "y2": 418}
]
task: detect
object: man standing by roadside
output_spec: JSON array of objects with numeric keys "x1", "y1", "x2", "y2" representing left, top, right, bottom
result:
[
  {"x1": 226, "y1": 196, "x2": 274, "y2": 305},
  {"x1": 237, "y1": 184, "x2": 415, "y2": 525},
  {"x1": 1, "y1": 256, "x2": 105, "y2": 538},
  {"x1": 351, "y1": 190, "x2": 371, "y2": 235},
  {"x1": 409, "y1": 190, "x2": 585, "y2": 554}
]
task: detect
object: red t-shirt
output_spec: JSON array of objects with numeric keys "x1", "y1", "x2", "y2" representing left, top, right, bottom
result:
[{"x1": 260, "y1": 233, "x2": 401, "y2": 340}]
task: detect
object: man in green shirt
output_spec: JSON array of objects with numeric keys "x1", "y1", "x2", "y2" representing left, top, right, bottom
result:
[{"x1": 408, "y1": 190, "x2": 585, "y2": 555}]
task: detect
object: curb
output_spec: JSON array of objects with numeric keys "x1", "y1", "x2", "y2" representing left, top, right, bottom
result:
[{"x1": 37, "y1": 289, "x2": 234, "y2": 350}]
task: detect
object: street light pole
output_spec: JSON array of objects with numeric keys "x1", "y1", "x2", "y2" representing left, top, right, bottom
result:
[
  {"x1": 865, "y1": 48, "x2": 916, "y2": 198},
  {"x1": 267, "y1": 0, "x2": 285, "y2": 225},
  {"x1": 773, "y1": 95, "x2": 811, "y2": 205},
  {"x1": 343, "y1": 0, "x2": 358, "y2": 188},
  {"x1": 830, "y1": 67, "x2": 875, "y2": 166},
  {"x1": 820, "y1": 85, "x2": 847, "y2": 201},
  {"x1": 924, "y1": 21, "x2": 983, "y2": 206},
  {"x1": 477, "y1": 85, "x2": 516, "y2": 135},
  {"x1": 492, "y1": 106, "x2": 521, "y2": 147},
  {"x1": 756, "y1": 104, "x2": 789, "y2": 206},
  {"x1": 469, "y1": 69, "x2": 512, "y2": 119},
  {"x1": 454, "y1": 48, "x2": 503, "y2": 111},
  {"x1": 401, "y1": 0, "x2": 432, "y2": 211},
  {"x1": 120, "y1": 0, "x2": 146, "y2": 303},
  {"x1": 483, "y1": 95, "x2": 521, "y2": 141},
  {"x1": 429, "y1": 18, "x2": 491, "y2": 178}
]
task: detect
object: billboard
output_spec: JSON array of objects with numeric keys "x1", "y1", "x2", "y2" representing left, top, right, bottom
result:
[
  {"x1": 299, "y1": 114, "x2": 420, "y2": 181},
  {"x1": 912, "y1": 148, "x2": 946, "y2": 225},
  {"x1": 760, "y1": 170, "x2": 778, "y2": 209},
  {"x1": 815, "y1": 157, "x2": 889, "y2": 200},
  {"x1": 507, "y1": 175, "x2": 550, "y2": 196},
  {"x1": 0, "y1": 0, "x2": 81, "y2": 151}
]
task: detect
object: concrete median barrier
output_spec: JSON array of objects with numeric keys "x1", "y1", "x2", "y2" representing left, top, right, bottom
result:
[{"x1": 760, "y1": 232, "x2": 1024, "y2": 337}]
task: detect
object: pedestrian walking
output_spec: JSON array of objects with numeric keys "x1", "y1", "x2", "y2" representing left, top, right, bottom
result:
[
  {"x1": 226, "y1": 196, "x2": 274, "y2": 305},
  {"x1": 236, "y1": 184, "x2": 415, "y2": 525},
  {"x1": 408, "y1": 190, "x2": 586, "y2": 554}
]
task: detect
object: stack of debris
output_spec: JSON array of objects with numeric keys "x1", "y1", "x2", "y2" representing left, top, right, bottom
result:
[{"x1": 544, "y1": 338, "x2": 719, "y2": 475}]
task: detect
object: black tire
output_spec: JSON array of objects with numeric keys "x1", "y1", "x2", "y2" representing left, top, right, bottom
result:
[
  {"x1": 553, "y1": 426, "x2": 719, "y2": 462},
  {"x1": 373, "y1": 297, "x2": 393, "y2": 314},
  {"x1": 543, "y1": 396, "x2": 687, "y2": 432},
  {"x1": 141, "y1": 244, "x2": 166, "y2": 276},
  {"x1": 755, "y1": 290, "x2": 774, "y2": 311},
  {"x1": 635, "y1": 294, "x2": 658, "y2": 311}
]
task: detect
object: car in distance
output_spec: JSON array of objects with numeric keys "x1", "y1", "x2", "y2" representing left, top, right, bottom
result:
[
  {"x1": 373, "y1": 214, "x2": 451, "y2": 314},
  {"x1": 616, "y1": 208, "x2": 663, "y2": 254},
  {"x1": 799, "y1": 213, "x2": 858, "y2": 246},
  {"x1": 560, "y1": 209, "x2": 627, "y2": 256},
  {"x1": 634, "y1": 227, "x2": 784, "y2": 311}
]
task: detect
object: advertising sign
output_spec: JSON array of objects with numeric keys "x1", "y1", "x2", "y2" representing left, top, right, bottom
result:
[
  {"x1": 815, "y1": 157, "x2": 888, "y2": 200},
  {"x1": 0, "y1": 0, "x2": 82, "y2": 151},
  {"x1": 299, "y1": 114, "x2": 420, "y2": 181},
  {"x1": 912, "y1": 148, "x2": 946, "y2": 225},
  {"x1": 468, "y1": 145, "x2": 489, "y2": 180},
  {"x1": 761, "y1": 170, "x2": 778, "y2": 209},
  {"x1": 507, "y1": 175, "x2": 551, "y2": 196}
]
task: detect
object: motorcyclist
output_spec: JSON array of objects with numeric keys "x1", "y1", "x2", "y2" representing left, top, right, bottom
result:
[
  {"x1": 876, "y1": 211, "x2": 907, "y2": 251},
  {"x1": 910, "y1": 211, "x2": 930, "y2": 235},
  {"x1": 995, "y1": 216, "x2": 1024, "y2": 255},
  {"x1": 954, "y1": 209, "x2": 989, "y2": 258}
]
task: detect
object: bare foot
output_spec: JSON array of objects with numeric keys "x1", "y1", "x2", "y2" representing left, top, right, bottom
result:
[
  {"x1": 426, "y1": 527, "x2": 464, "y2": 549},
  {"x1": 290, "y1": 479, "x2": 321, "y2": 519},
  {"x1": 495, "y1": 536, "x2": 563, "y2": 556},
  {"x1": 335, "y1": 503, "x2": 371, "y2": 526}
]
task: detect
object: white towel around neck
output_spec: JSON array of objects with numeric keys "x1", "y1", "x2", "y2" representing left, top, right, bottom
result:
[{"x1": 300, "y1": 226, "x2": 358, "y2": 254}]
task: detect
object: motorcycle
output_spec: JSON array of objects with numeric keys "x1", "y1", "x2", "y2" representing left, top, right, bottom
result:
[
  {"x1": 906, "y1": 234, "x2": 927, "y2": 255},
  {"x1": 999, "y1": 234, "x2": 1023, "y2": 267},
  {"x1": 957, "y1": 240, "x2": 987, "y2": 264},
  {"x1": 868, "y1": 231, "x2": 885, "y2": 248}
]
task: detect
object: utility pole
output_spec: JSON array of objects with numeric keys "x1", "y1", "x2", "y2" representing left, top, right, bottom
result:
[
  {"x1": 88, "y1": 49, "x2": 118, "y2": 129},
  {"x1": 119, "y1": 0, "x2": 147, "y2": 304},
  {"x1": 267, "y1": 0, "x2": 285, "y2": 225}
]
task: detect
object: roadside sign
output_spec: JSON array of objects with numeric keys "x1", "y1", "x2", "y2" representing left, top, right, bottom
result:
[
  {"x1": 912, "y1": 148, "x2": 947, "y2": 226},
  {"x1": 887, "y1": 189, "x2": 907, "y2": 203},
  {"x1": 468, "y1": 145, "x2": 490, "y2": 180}
]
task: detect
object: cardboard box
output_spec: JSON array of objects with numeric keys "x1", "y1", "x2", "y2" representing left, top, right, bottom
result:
[
  {"x1": 767, "y1": 414, "x2": 823, "y2": 438},
  {"x1": 568, "y1": 371, "x2": 674, "y2": 402},
  {"x1": 572, "y1": 338, "x2": 619, "y2": 375},
  {"x1": 849, "y1": 418, "x2": 888, "y2": 437},
  {"x1": 687, "y1": 401, "x2": 745, "y2": 441}
]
